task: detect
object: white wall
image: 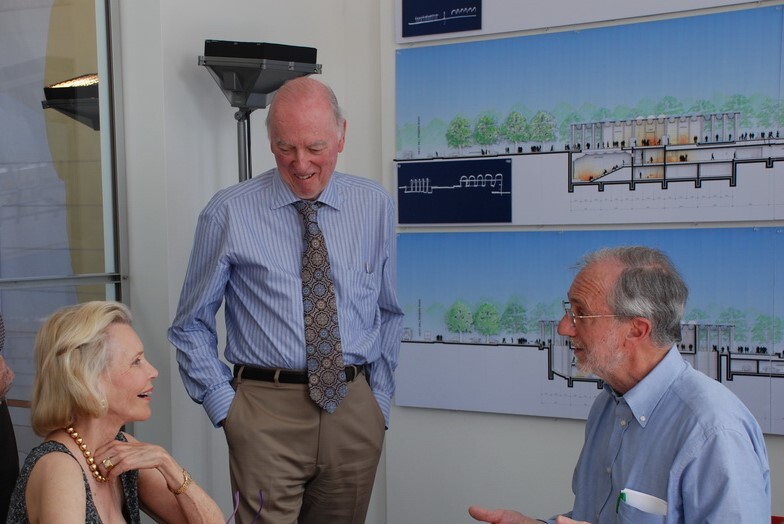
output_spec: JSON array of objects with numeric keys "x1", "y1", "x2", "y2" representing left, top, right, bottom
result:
[{"x1": 119, "y1": 0, "x2": 784, "y2": 522}]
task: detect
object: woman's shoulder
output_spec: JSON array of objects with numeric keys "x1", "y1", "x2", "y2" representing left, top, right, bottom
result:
[
  {"x1": 25, "y1": 440, "x2": 85, "y2": 483},
  {"x1": 8, "y1": 440, "x2": 89, "y2": 523},
  {"x1": 27, "y1": 439, "x2": 69, "y2": 455}
]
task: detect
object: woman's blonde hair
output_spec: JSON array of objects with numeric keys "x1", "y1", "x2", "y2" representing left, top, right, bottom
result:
[{"x1": 31, "y1": 301, "x2": 132, "y2": 436}]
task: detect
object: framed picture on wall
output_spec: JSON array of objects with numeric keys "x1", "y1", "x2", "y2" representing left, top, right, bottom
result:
[
  {"x1": 397, "y1": 157, "x2": 512, "y2": 224},
  {"x1": 401, "y1": 0, "x2": 482, "y2": 38}
]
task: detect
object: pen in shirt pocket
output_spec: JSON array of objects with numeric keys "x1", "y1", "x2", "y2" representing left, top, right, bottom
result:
[
  {"x1": 616, "y1": 490, "x2": 626, "y2": 512},
  {"x1": 616, "y1": 488, "x2": 667, "y2": 515}
]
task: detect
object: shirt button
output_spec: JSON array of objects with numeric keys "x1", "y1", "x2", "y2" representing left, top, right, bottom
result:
[
  {"x1": 620, "y1": 419, "x2": 627, "y2": 427},
  {"x1": 605, "y1": 466, "x2": 611, "y2": 474},
  {"x1": 640, "y1": 415, "x2": 647, "y2": 422}
]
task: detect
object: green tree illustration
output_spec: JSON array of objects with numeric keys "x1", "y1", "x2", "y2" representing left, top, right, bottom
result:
[
  {"x1": 717, "y1": 307, "x2": 749, "y2": 343},
  {"x1": 527, "y1": 302, "x2": 556, "y2": 335},
  {"x1": 474, "y1": 302, "x2": 501, "y2": 342},
  {"x1": 751, "y1": 315, "x2": 784, "y2": 346},
  {"x1": 528, "y1": 111, "x2": 557, "y2": 145},
  {"x1": 473, "y1": 113, "x2": 500, "y2": 151},
  {"x1": 396, "y1": 121, "x2": 419, "y2": 152},
  {"x1": 445, "y1": 300, "x2": 473, "y2": 342},
  {"x1": 654, "y1": 95, "x2": 684, "y2": 116},
  {"x1": 590, "y1": 107, "x2": 611, "y2": 124},
  {"x1": 500, "y1": 298, "x2": 528, "y2": 339},
  {"x1": 446, "y1": 115, "x2": 473, "y2": 154},
  {"x1": 774, "y1": 98, "x2": 784, "y2": 131},
  {"x1": 500, "y1": 111, "x2": 529, "y2": 150},
  {"x1": 756, "y1": 97, "x2": 781, "y2": 130},
  {"x1": 721, "y1": 94, "x2": 754, "y2": 128},
  {"x1": 687, "y1": 99, "x2": 717, "y2": 117},
  {"x1": 558, "y1": 111, "x2": 582, "y2": 143}
]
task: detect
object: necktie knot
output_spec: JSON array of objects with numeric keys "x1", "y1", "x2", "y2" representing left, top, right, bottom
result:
[
  {"x1": 295, "y1": 201, "x2": 325, "y2": 243},
  {"x1": 294, "y1": 200, "x2": 321, "y2": 225}
]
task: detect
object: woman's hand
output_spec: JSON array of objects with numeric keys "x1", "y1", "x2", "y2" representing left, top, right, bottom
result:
[
  {"x1": 94, "y1": 435, "x2": 174, "y2": 480},
  {"x1": 95, "y1": 432, "x2": 223, "y2": 524}
]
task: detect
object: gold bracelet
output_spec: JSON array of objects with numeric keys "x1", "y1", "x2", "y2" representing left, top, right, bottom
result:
[{"x1": 168, "y1": 468, "x2": 192, "y2": 495}]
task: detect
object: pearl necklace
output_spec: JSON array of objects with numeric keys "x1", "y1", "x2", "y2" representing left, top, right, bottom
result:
[{"x1": 65, "y1": 426, "x2": 108, "y2": 483}]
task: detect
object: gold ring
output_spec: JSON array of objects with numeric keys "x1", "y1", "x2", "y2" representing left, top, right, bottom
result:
[{"x1": 102, "y1": 457, "x2": 114, "y2": 470}]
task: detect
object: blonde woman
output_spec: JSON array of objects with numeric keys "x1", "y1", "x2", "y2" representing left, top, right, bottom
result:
[{"x1": 7, "y1": 301, "x2": 223, "y2": 523}]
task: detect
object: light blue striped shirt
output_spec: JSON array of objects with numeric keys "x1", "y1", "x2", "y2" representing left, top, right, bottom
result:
[
  {"x1": 562, "y1": 346, "x2": 770, "y2": 523},
  {"x1": 168, "y1": 169, "x2": 404, "y2": 427}
]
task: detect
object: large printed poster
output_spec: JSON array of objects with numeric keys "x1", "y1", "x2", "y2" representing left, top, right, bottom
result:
[
  {"x1": 396, "y1": 228, "x2": 784, "y2": 434},
  {"x1": 396, "y1": 6, "x2": 784, "y2": 225}
]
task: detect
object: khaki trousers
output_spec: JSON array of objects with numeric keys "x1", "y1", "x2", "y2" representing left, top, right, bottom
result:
[{"x1": 224, "y1": 370, "x2": 385, "y2": 524}]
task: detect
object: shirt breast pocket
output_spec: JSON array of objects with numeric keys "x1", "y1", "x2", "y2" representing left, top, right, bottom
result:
[
  {"x1": 333, "y1": 267, "x2": 379, "y2": 324},
  {"x1": 617, "y1": 501, "x2": 667, "y2": 524}
]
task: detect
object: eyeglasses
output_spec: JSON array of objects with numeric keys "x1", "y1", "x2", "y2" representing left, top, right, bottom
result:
[{"x1": 562, "y1": 300, "x2": 620, "y2": 328}]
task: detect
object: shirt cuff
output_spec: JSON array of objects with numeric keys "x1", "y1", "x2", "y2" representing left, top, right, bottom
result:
[{"x1": 203, "y1": 382, "x2": 235, "y2": 427}]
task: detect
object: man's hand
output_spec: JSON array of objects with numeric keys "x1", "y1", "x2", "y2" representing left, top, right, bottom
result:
[
  {"x1": 468, "y1": 506, "x2": 590, "y2": 524},
  {"x1": 468, "y1": 505, "x2": 535, "y2": 524}
]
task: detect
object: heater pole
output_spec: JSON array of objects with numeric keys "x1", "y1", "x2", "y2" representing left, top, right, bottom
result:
[{"x1": 235, "y1": 109, "x2": 253, "y2": 182}]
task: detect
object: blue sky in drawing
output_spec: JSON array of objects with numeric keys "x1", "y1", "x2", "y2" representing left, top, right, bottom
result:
[
  {"x1": 398, "y1": 227, "x2": 783, "y2": 329},
  {"x1": 396, "y1": 5, "x2": 784, "y2": 126}
]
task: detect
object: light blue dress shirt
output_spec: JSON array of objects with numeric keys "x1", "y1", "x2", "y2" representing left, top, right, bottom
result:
[
  {"x1": 560, "y1": 346, "x2": 770, "y2": 523},
  {"x1": 168, "y1": 169, "x2": 404, "y2": 427}
]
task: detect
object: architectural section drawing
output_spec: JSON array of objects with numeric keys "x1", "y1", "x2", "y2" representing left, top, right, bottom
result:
[
  {"x1": 568, "y1": 112, "x2": 783, "y2": 193},
  {"x1": 397, "y1": 158, "x2": 512, "y2": 224},
  {"x1": 401, "y1": 0, "x2": 482, "y2": 38}
]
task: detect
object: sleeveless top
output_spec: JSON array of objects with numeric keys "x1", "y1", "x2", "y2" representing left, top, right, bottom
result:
[{"x1": 6, "y1": 433, "x2": 140, "y2": 523}]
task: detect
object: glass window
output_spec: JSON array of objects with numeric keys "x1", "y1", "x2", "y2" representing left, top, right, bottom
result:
[{"x1": 0, "y1": 0, "x2": 125, "y2": 455}]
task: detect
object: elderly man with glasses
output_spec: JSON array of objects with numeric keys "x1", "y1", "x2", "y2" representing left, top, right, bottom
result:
[{"x1": 470, "y1": 246, "x2": 770, "y2": 524}]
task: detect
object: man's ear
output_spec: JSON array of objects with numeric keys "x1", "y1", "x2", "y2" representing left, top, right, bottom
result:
[
  {"x1": 337, "y1": 120, "x2": 347, "y2": 153},
  {"x1": 625, "y1": 316, "x2": 652, "y2": 344}
]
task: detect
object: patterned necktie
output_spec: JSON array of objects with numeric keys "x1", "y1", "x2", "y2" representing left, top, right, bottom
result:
[{"x1": 294, "y1": 200, "x2": 347, "y2": 413}]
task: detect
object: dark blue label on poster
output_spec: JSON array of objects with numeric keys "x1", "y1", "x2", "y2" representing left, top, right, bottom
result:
[
  {"x1": 397, "y1": 158, "x2": 512, "y2": 224},
  {"x1": 402, "y1": 0, "x2": 482, "y2": 38}
]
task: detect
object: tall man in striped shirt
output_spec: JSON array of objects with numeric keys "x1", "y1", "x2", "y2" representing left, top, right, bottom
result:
[{"x1": 168, "y1": 77, "x2": 404, "y2": 524}]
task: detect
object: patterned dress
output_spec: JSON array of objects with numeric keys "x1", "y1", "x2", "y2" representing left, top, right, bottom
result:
[{"x1": 6, "y1": 434, "x2": 140, "y2": 523}]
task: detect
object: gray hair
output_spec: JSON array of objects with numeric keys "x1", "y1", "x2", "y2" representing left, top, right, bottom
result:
[{"x1": 580, "y1": 246, "x2": 688, "y2": 347}]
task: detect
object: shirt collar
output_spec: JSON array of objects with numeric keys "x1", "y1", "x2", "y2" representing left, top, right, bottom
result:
[
  {"x1": 607, "y1": 345, "x2": 685, "y2": 428},
  {"x1": 270, "y1": 169, "x2": 342, "y2": 210}
]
